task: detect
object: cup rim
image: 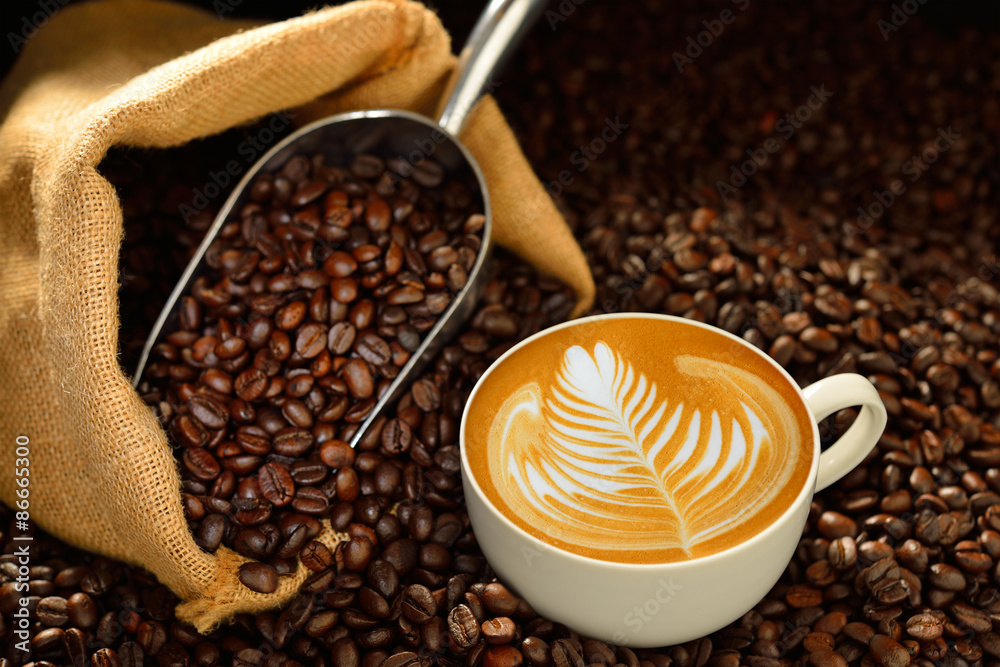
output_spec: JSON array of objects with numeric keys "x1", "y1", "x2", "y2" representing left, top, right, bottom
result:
[{"x1": 458, "y1": 312, "x2": 822, "y2": 571}]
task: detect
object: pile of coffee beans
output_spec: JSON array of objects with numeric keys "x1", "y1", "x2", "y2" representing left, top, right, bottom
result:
[
  {"x1": 503, "y1": 2, "x2": 999, "y2": 667},
  {"x1": 2, "y1": 247, "x2": 577, "y2": 667},
  {"x1": 108, "y1": 129, "x2": 284, "y2": 374},
  {"x1": 138, "y1": 150, "x2": 486, "y2": 592},
  {"x1": 3, "y1": 1, "x2": 999, "y2": 666}
]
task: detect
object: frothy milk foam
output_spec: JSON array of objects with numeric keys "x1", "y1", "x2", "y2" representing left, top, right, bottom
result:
[{"x1": 464, "y1": 318, "x2": 814, "y2": 564}]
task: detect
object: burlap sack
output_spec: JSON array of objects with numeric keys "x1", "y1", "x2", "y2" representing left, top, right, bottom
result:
[{"x1": 0, "y1": 0, "x2": 594, "y2": 631}]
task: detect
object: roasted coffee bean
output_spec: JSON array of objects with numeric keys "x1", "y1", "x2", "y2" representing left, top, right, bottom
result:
[
  {"x1": 233, "y1": 527, "x2": 268, "y2": 558},
  {"x1": 291, "y1": 486, "x2": 329, "y2": 514},
  {"x1": 274, "y1": 301, "x2": 307, "y2": 330},
  {"x1": 188, "y1": 395, "x2": 228, "y2": 429},
  {"x1": 257, "y1": 462, "x2": 295, "y2": 507},
  {"x1": 343, "y1": 537, "x2": 376, "y2": 572},
  {"x1": 381, "y1": 418, "x2": 412, "y2": 456},
  {"x1": 319, "y1": 440, "x2": 355, "y2": 469},
  {"x1": 350, "y1": 154, "x2": 384, "y2": 178},
  {"x1": 137, "y1": 619, "x2": 168, "y2": 655},
  {"x1": 484, "y1": 645, "x2": 524, "y2": 667},
  {"x1": 36, "y1": 595, "x2": 69, "y2": 626},
  {"x1": 410, "y1": 378, "x2": 441, "y2": 412},
  {"x1": 23, "y1": 644, "x2": 65, "y2": 667},
  {"x1": 181, "y1": 640, "x2": 217, "y2": 667},
  {"x1": 290, "y1": 460, "x2": 326, "y2": 486},
  {"x1": 336, "y1": 467, "x2": 361, "y2": 501},
  {"x1": 296, "y1": 323, "x2": 328, "y2": 359},
  {"x1": 234, "y1": 368, "x2": 268, "y2": 401},
  {"x1": 118, "y1": 642, "x2": 144, "y2": 667},
  {"x1": 808, "y1": 649, "x2": 847, "y2": 667},
  {"x1": 182, "y1": 448, "x2": 221, "y2": 482},
  {"x1": 550, "y1": 639, "x2": 584, "y2": 667},
  {"x1": 328, "y1": 320, "x2": 357, "y2": 355},
  {"x1": 174, "y1": 415, "x2": 208, "y2": 447},
  {"x1": 381, "y1": 651, "x2": 420, "y2": 667},
  {"x1": 92, "y1": 648, "x2": 123, "y2": 667},
  {"x1": 299, "y1": 540, "x2": 333, "y2": 571},
  {"x1": 817, "y1": 512, "x2": 858, "y2": 540},
  {"x1": 367, "y1": 559, "x2": 400, "y2": 601},
  {"x1": 928, "y1": 563, "x2": 965, "y2": 591},
  {"x1": 53, "y1": 565, "x2": 88, "y2": 588},
  {"x1": 232, "y1": 496, "x2": 271, "y2": 525},
  {"x1": 343, "y1": 358, "x2": 375, "y2": 399},
  {"x1": 356, "y1": 332, "x2": 392, "y2": 366},
  {"x1": 447, "y1": 604, "x2": 480, "y2": 649},
  {"x1": 402, "y1": 584, "x2": 437, "y2": 623},
  {"x1": 869, "y1": 635, "x2": 909, "y2": 667},
  {"x1": 521, "y1": 637, "x2": 550, "y2": 667},
  {"x1": 238, "y1": 563, "x2": 279, "y2": 594},
  {"x1": 272, "y1": 428, "x2": 313, "y2": 456},
  {"x1": 155, "y1": 641, "x2": 190, "y2": 667},
  {"x1": 195, "y1": 513, "x2": 227, "y2": 552},
  {"x1": 482, "y1": 582, "x2": 520, "y2": 616},
  {"x1": 358, "y1": 586, "x2": 390, "y2": 618},
  {"x1": 904, "y1": 613, "x2": 942, "y2": 640},
  {"x1": 67, "y1": 592, "x2": 99, "y2": 629},
  {"x1": 408, "y1": 504, "x2": 434, "y2": 541},
  {"x1": 827, "y1": 536, "x2": 858, "y2": 569},
  {"x1": 482, "y1": 616, "x2": 517, "y2": 644}
]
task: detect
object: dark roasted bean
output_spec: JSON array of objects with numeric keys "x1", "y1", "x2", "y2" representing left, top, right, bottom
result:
[
  {"x1": 238, "y1": 563, "x2": 278, "y2": 594},
  {"x1": 36, "y1": 596, "x2": 69, "y2": 626},
  {"x1": 257, "y1": 462, "x2": 295, "y2": 507},
  {"x1": 522, "y1": 637, "x2": 550, "y2": 667},
  {"x1": 482, "y1": 616, "x2": 517, "y2": 645},
  {"x1": 928, "y1": 563, "x2": 965, "y2": 591},
  {"x1": 869, "y1": 635, "x2": 909, "y2": 667},
  {"x1": 448, "y1": 604, "x2": 480, "y2": 649}
]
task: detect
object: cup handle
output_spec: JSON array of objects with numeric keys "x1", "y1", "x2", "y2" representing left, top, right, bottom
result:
[{"x1": 802, "y1": 374, "x2": 888, "y2": 492}]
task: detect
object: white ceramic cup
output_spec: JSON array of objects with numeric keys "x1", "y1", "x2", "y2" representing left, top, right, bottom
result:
[{"x1": 459, "y1": 313, "x2": 888, "y2": 648}]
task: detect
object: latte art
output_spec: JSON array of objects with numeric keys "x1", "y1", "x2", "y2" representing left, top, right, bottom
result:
[{"x1": 464, "y1": 319, "x2": 814, "y2": 563}]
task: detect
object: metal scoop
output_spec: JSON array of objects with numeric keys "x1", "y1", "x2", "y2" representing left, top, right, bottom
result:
[{"x1": 132, "y1": 0, "x2": 546, "y2": 447}]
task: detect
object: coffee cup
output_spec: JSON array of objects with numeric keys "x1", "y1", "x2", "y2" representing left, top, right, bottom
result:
[{"x1": 459, "y1": 313, "x2": 887, "y2": 647}]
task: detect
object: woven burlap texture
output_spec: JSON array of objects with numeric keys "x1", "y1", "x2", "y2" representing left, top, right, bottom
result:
[{"x1": 0, "y1": 0, "x2": 594, "y2": 632}]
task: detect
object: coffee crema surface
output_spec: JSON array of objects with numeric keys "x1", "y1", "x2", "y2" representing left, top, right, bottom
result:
[{"x1": 464, "y1": 318, "x2": 815, "y2": 564}]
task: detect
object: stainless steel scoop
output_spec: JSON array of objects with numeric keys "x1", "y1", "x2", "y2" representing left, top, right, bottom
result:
[{"x1": 132, "y1": 0, "x2": 546, "y2": 447}]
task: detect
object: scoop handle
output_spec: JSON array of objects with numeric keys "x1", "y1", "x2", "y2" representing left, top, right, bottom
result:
[{"x1": 436, "y1": 0, "x2": 548, "y2": 136}]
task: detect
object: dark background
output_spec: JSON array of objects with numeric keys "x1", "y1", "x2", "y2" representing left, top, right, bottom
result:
[
  {"x1": 0, "y1": 0, "x2": 482, "y2": 81},
  {"x1": 2, "y1": 0, "x2": 998, "y2": 87}
]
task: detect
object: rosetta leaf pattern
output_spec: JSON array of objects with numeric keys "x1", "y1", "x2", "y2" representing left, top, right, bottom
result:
[{"x1": 493, "y1": 342, "x2": 797, "y2": 557}]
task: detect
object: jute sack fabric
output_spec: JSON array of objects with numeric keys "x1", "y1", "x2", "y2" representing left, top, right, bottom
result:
[{"x1": 0, "y1": 0, "x2": 594, "y2": 631}]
